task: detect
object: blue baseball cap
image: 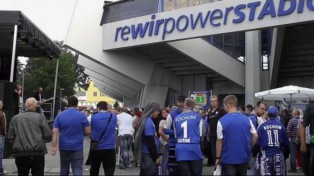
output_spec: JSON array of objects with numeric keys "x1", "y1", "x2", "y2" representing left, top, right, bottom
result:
[{"x1": 268, "y1": 106, "x2": 278, "y2": 117}]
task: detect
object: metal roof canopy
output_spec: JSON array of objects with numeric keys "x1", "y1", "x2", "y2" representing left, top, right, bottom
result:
[{"x1": 0, "y1": 11, "x2": 61, "y2": 58}]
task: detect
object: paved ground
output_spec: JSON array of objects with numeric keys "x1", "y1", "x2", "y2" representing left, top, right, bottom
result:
[{"x1": 3, "y1": 137, "x2": 304, "y2": 175}]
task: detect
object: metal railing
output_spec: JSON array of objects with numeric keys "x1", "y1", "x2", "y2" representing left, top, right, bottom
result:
[{"x1": 19, "y1": 102, "x2": 53, "y2": 122}]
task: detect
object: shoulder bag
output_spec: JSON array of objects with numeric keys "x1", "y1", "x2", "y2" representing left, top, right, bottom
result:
[{"x1": 90, "y1": 113, "x2": 113, "y2": 151}]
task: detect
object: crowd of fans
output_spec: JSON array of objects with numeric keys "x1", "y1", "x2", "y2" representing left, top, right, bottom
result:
[{"x1": 0, "y1": 93, "x2": 313, "y2": 176}]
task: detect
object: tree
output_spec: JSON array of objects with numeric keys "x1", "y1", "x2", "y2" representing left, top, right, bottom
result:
[{"x1": 16, "y1": 42, "x2": 89, "y2": 116}]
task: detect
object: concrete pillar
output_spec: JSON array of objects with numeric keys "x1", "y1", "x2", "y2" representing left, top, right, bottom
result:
[
  {"x1": 140, "y1": 85, "x2": 169, "y2": 108},
  {"x1": 245, "y1": 31, "x2": 261, "y2": 105},
  {"x1": 138, "y1": 65, "x2": 181, "y2": 108}
]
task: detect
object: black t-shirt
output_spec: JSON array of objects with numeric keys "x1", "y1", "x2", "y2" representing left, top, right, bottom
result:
[
  {"x1": 304, "y1": 102, "x2": 314, "y2": 136},
  {"x1": 207, "y1": 107, "x2": 226, "y2": 138}
]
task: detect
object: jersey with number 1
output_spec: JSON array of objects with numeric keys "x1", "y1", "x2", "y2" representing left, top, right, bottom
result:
[{"x1": 174, "y1": 111, "x2": 203, "y2": 161}]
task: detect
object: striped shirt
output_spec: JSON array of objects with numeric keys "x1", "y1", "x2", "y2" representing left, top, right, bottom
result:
[{"x1": 287, "y1": 116, "x2": 300, "y2": 140}]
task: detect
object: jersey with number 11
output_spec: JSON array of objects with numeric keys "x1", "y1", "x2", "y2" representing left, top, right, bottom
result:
[{"x1": 257, "y1": 119, "x2": 289, "y2": 157}]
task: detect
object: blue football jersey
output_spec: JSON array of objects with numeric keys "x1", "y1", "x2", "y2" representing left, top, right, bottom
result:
[
  {"x1": 257, "y1": 118, "x2": 290, "y2": 157},
  {"x1": 168, "y1": 108, "x2": 182, "y2": 146},
  {"x1": 174, "y1": 110, "x2": 203, "y2": 161},
  {"x1": 174, "y1": 111, "x2": 202, "y2": 144}
]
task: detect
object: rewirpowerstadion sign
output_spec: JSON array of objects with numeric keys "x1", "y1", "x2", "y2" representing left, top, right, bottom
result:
[{"x1": 103, "y1": 0, "x2": 314, "y2": 50}]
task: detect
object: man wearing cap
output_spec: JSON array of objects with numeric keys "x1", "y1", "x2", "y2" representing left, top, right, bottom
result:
[{"x1": 257, "y1": 106, "x2": 290, "y2": 176}]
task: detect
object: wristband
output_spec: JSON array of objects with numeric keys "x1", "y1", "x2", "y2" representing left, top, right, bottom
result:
[{"x1": 216, "y1": 157, "x2": 221, "y2": 159}]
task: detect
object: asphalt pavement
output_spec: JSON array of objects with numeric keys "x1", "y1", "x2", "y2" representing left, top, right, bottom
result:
[{"x1": 3, "y1": 137, "x2": 303, "y2": 175}]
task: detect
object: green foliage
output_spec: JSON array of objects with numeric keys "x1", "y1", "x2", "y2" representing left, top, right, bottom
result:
[{"x1": 18, "y1": 44, "x2": 89, "y2": 102}]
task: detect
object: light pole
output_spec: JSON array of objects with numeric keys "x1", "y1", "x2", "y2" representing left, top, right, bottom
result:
[
  {"x1": 52, "y1": 59, "x2": 59, "y2": 119},
  {"x1": 60, "y1": 88, "x2": 64, "y2": 113},
  {"x1": 20, "y1": 64, "x2": 25, "y2": 103}
]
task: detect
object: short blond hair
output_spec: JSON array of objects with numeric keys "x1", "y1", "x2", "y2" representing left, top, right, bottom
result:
[
  {"x1": 223, "y1": 95, "x2": 238, "y2": 107},
  {"x1": 211, "y1": 95, "x2": 218, "y2": 101},
  {"x1": 185, "y1": 98, "x2": 196, "y2": 109}
]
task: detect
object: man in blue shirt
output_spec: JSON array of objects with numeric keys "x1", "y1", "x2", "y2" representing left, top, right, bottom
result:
[
  {"x1": 174, "y1": 98, "x2": 203, "y2": 176},
  {"x1": 257, "y1": 106, "x2": 290, "y2": 176},
  {"x1": 89, "y1": 101, "x2": 117, "y2": 176},
  {"x1": 51, "y1": 96, "x2": 90, "y2": 176},
  {"x1": 216, "y1": 95, "x2": 258, "y2": 176},
  {"x1": 163, "y1": 95, "x2": 186, "y2": 175}
]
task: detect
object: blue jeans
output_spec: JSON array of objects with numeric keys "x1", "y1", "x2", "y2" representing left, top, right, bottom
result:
[
  {"x1": 161, "y1": 144, "x2": 168, "y2": 176},
  {"x1": 0, "y1": 136, "x2": 5, "y2": 173},
  {"x1": 119, "y1": 134, "x2": 133, "y2": 168},
  {"x1": 60, "y1": 150, "x2": 83, "y2": 176},
  {"x1": 140, "y1": 153, "x2": 156, "y2": 176},
  {"x1": 289, "y1": 142, "x2": 297, "y2": 171}
]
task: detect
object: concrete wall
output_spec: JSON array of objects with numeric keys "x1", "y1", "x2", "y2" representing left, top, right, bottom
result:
[
  {"x1": 278, "y1": 77, "x2": 314, "y2": 88},
  {"x1": 168, "y1": 39, "x2": 245, "y2": 87},
  {"x1": 140, "y1": 64, "x2": 182, "y2": 107},
  {"x1": 181, "y1": 75, "x2": 207, "y2": 97},
  {"x1": 212, "y1": 80, "x2": 245, "y2": 96}
]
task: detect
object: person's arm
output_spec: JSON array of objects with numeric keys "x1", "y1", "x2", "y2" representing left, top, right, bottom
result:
[
  {"x1": 199, "y1": 117, "x2": 203, "y2": 137},
  {"x1": 146, "y1": 135, "x2": 159, "y2": 162},
  {"x1": 51, "y1": 116, "x2": 60, "y2": 156},
  {"x1": 40, "y1": 115, "x2": 52, "y2": 142},
  {"x1": 51, "y1": 128, "x2": 59, "y2": 156},
  {"x1": 145, "y1": 120, "x2": 161, "y2": 164},
  {"x1": 215, "y1": 121, "x2": 223, "y2": 167},
  {"x1": 84, "y1": 126, "x2": 91, "y2": 136},
  {"x1": 303, "y1": 107, "x2": 311, "y2": 127},
  {"x1": 282, "y1": 127, "x2": 290, "y2": 159},
  {"x1": 7, "y1": 116, "x2": 16, "y2": 141},
  {"x1": 159, "y1": 122, "x2": 169, "y2": 141},
  {"x1": 250, "y1": 120, "x2": 258, "y2": 146},
  {"x1": 216, "y1": 139, "x2": 223, "y2": 164},
  {"x1": 207, "y1": 116, "x2": 210, "y2": 141},
  {"x1": 163, "y1": 115, "x2": 174, "y2": 136},
  {"x1": 0, "y1": 112, "x2": 5, "y2": 135},
  {"x1": 207, "y1": 126, "x2": 210, "y2": 141},
  {"x1": 299, "y1": 119, "x2": 307, "y2": 152},
  {"x1": 83, "y1": 115, "x2": 91, "y2": 136},
  {"x1": 286, "y1": 119, "x2": 292, "y2": 138}
]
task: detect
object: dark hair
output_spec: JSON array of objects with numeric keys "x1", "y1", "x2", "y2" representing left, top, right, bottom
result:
[
  {"x1": 68, "y1": 96, "x2": 78, "y2": 107},
  {"x1": 245, "y1": 104, "x2": 254, "y2": 112},
  {"x1": 116, "y1": 107, "x2": 122, "y2": 112},
  {"x1": 97, "y1": 101, "x2": 108, "y2": 110},
  {"x1": 162, "y1": 108, "x2": 169, "y2": 113},
  {"x1": 121, "y1": 107, "x2": 128, "y2": 113},
  {"x1": 134, "y1": 107, "x2": 140, "y2": 112},
  {"x1": 177, "y1": 95, "x2": 186, "y2": 102},
  {"x1": 256, "y1": 100, "x2": 266, "y2": 108}
]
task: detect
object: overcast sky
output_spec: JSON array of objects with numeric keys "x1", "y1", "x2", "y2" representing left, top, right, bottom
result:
[
  {"x1": 0, "y1": 0, "x2": 77, "y2": 41},
  {"x1": 1, "y1": 0, "x2": 118, "y2": 64},
  {"x1": 1, "y1": 0, "x2": 119, "y2": 41}
]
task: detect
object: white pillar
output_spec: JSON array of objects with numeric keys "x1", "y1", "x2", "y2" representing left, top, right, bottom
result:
[
  {"x1": 10, "y1": 25, "x2": 18, "y2": 82},
  {"x1": 245, "y1": 31, "x2": 261, "y2": 105}
]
